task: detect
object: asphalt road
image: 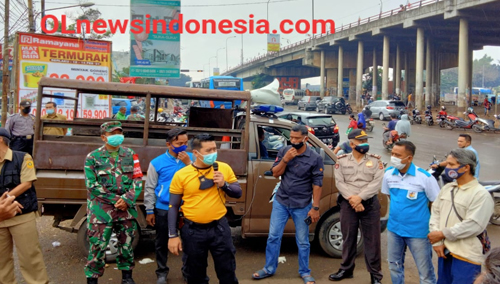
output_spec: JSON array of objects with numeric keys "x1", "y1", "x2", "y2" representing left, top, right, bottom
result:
[{"x1": 13, "y1": 106, "x2": 500, "y2": 284}]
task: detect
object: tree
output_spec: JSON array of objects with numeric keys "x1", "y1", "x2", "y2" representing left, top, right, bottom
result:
[
  {"x1": 47, "y1": 8, "x2": 113, "y2": 40},
  {"x1": 251, "y1": 73, "x2": 267, "y2": 89},
  {"x1": 362, "y1": 67, "x2": 383, "y2": 94},
  {"x1": 440, "y1": 68, "x2": 458, "y2": 94},
  {"x1": 472, "y1": 55, "x2": 500, "y2": 88}
]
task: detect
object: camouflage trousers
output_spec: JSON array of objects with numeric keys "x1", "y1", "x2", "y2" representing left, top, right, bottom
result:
[{"x1": 84, "y1": 219, "x2": 137, "y2": 278}]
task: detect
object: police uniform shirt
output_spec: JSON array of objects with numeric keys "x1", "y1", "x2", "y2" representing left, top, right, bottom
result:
[
  {"x1": 334, "y1": 153, "x2": 384, "y2": 200},
  {"x1": 382, "y1": 163, "x2": 440, "y2": 238},
  {"x1": 5, "y1": 114, "x2": 35, "y2": 136}
]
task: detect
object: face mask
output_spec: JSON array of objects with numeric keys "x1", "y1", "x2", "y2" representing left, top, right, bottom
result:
[
  {"x1": 46, "y1": 109, "x2": 55, "y2": 115},
  {"x1": 22, "y1": 107, "x2": 31, "y2": 114},
  {"x1": 291, "y1": 138, "x2": 306, "y2": 150},
  {"x1": 445, "y1": 165, "x2": 466, "y2": 180},
  {"x1": 106, "y1": 134, "x2": 124, "y2": 147},
  {"x1": 171, "y1": 144, "x2": 187, "y2": 154},
  {"x1": 391, "y1": 156, "x2": 408, "y2": 170},
  {"x1": 201, "y1": 152, "x2": 217, "y2": 165},
  {"x1": 354, "y1": 143, "x2": 370, "y2": 154}
]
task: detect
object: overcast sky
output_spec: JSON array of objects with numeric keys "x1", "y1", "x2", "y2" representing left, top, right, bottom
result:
[{"x1": 39, "y1": 0, "x2": 500, "y2": 84}]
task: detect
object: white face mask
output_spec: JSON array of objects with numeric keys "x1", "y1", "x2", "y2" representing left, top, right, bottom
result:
[{"x1": 391, "y1": 156, "x2": 408, "y2": 170}]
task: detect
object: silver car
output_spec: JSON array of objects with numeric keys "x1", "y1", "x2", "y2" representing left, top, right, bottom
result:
[
  {"x1": 298, "y1": 96, "x2": 322, "y2": 111},
  {"x1": 368, "y1": 100, "x2": 407, "y2": 121}
]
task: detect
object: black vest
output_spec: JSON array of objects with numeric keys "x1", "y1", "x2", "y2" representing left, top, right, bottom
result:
[{"x1": 0, "y1": 150, "x2": 38, "y2": 214}]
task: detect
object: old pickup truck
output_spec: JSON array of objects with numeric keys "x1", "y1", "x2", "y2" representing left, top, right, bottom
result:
[{"x1": 33, "y1": 77, "x2": 388, "y2": 260}]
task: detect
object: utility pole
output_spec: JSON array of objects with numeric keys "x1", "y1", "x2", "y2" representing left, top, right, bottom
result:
[
  {"x1": 28, "y1": 0, "x2": 35, "y2": 32},
  {"x1": 41, "y1": 0, "x2": 46, "y2": 33},
  {"x1": 2, "y1": 0, "x2": 10, "y2": 126}
]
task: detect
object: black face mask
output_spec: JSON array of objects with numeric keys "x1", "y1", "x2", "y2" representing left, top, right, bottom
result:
[
  {"x1": 291, "y1": 138, "x2": 305, "y2": 150},
  {"x1": 22, "y1": 107, "x2": 31, "y2": 114}
]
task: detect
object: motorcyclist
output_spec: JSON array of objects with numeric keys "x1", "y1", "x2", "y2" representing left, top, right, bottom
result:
[
  {"x1": 362, "y1": 105, "x2": 372, "y2": 119},
  {"x1": 438, "y1": 106, "x2": 447, "y2": 117},
  {"x1": 333, "y1": 141, "x2": 352, "y2": 156},
  {"x1": 346, "y1": 114, "x2": 358, "y2": 135},
  {"x1": 383, "y1": 114, "x2": 399, "y2": 146},
  {"x1": 384, "y1": 113, "x2": 399, "y2": 131},
  {"x1": 357, "y1": 112, "x2": 366, "y2": 130}
]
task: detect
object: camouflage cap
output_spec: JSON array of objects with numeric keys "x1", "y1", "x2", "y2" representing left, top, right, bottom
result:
[{"x1": 101, "y1": 121, "x2": 122, "y2": 133}]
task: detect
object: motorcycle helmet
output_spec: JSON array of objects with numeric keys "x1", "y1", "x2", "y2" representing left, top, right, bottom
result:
[
  {"x1": 158, "y1": 108, "x2": 164, "y2": 113},
  {"x1": 427, "y1": 105, "x2": 431, "y2": 109},
  {"x1": 441, "y1": 106, "x2": 446, "y2": 110},
  {"x1": 365, "y1": 105, "x2": 370, "y2": 110},
  {"x1": 467, "y1": 107, "x2": 474, "y2": 113}
]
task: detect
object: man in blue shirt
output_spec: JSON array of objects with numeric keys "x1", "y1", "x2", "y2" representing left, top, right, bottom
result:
[
  {"x1": 382, "y1": 141, "x2": 440, "y2": 284},
  {"x1": 144, "y1": 128, "x2": 193, "y2": 284},
  {"x1": 431, "y1": 134, "x2": 480, "y2": 179}
]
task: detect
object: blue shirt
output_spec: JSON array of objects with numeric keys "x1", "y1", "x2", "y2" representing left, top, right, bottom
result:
[
  {"x1": 382, "y1": 163, "x2": 440, "y2": 238},
  {"x1": 465, "y1": 145, "x2": 480, "y2": 178},
  {"x1": 388, "y1": 119, "x2": 398, "y2": 131}
]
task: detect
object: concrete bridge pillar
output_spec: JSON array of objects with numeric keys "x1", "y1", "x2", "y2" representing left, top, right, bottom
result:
[
  {"x1": 349, "y1": 69, "x2": 356, "y2": 107},
  {"x1": 337, "y1": 46, "x2": 344, "y2": 98},
  {"x1": 392, "y1": 54, "x2": 396, "y2": 95},
  {"x1": 415, "y1": 27, "x2": 425, "y2": 111},
  {"x1": 457, "y1": 18, "x2": 469, "y2": 115},
  {"x1": 382, "y1": 35, "x2": 390, "y2": 100},
  {"x1": 372, "y1": 48, "x2": 378, "y2": 98},
  {"x1": 425, "y1": 37, "x2": 432, "y2": 107},
  {"x1": 320, "y1": 50, "x2": 325, "y2": 98},
  {"x1": 356, "y1": 41, "x2": 364, "y2": 108},
  {"x1": 404, "y1": 52, "x2": 408, "y2": 100},
  {"x1": 327, "y1": 69, "x2": 338, "y2": 96},
  {"x1": 395, "y1": 44, "x2": 401, "y2": 97}
]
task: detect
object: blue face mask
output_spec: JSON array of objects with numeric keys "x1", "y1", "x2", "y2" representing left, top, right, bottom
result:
[
  {"x1": 202, "y1": 152, "x2": 217, "y2": 165},
  {"x1": 106, "y1": 134, "x2": 124, "y2": 147},
  {"x1": 172, "y1": 144, "x2": 187, "y2": 154},
  {"x1": 46, "y1": 109, "x2": 55, "y2": 115},
  {"x1": 445, "y1": 165, "x2": 466, "y2": 180}
]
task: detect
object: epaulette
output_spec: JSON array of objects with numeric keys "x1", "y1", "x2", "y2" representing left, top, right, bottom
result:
[
  {"x1": 7, "y1": 113, "x2": 17, "y2": 117},
  {"x1": 337, "y1": 154, "x2": 348, "y2": 159},
  {"x1": 367, "y1": 153, "x2": 381, "y2": 159}
]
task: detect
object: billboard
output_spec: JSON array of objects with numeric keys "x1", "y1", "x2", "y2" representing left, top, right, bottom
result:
[
  {"x1": 130, "y1": 0, "x2": 181, "y2": 78},
  {"x1": 267, "y1": 34, "x2": 280, "y2": 52},
  {"x1": 0, "y1": 44, "x2": 14, "y2": 71},
  {"x1": 16, "y1": 32, "x2": 112, "y2": 119}
]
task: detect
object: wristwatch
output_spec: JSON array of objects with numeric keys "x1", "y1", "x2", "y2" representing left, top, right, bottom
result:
[
  {"x1": 221, "y1": 181, "x2": 229, "y2": 190},
  {"x1": 313, "y1": 206, "x2": 320, "y2": 211}
]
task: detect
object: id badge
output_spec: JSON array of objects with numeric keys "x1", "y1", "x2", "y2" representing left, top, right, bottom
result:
[{"x1": 407, "y1": 191, "x2": 418, "y2": 200}]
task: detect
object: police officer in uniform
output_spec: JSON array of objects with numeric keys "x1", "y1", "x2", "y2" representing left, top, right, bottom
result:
[
  {"x1": 5, "y1": 100, "x2": 35, "y2": 155},
  {"x1": 84, "y1": 121, "x2": 143, "y2": 284},
  {"x1": 329, "y1": 129, "x2": 384, "y2": 284},
  {"x1": 0, "y1": 128, "x2": 49, "y2": 284}
]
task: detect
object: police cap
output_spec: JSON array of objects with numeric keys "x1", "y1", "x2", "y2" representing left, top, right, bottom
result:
[
  {"x1": 348, "y1": 129, "x2": 372, "y2": 140},
  {"x1": 0, "y1": 128, "x2": 10, "y2": 140},
  {"x1": 20, "y1": 100, "x2": 31, "y2": 107}
]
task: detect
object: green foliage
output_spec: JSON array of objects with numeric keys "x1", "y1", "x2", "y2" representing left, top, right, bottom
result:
[
  {"x1": 251, "y1": 73, "x2": 267, "y2": 89},
  {"x1": 362, "y1": 67, "x2": 383, "y2": 93}
]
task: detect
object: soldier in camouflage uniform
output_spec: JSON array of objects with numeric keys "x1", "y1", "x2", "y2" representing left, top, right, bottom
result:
[{"x1": 84, "y1": 121, "x2": 143, "y2": 284}]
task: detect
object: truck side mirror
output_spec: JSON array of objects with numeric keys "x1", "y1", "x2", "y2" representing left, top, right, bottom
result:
[{"x1": 264, "y1": 171, "x2": 273, "y2": 176}]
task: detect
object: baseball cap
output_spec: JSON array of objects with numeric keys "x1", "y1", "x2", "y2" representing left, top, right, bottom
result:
[
  {"x1": 20, "y1": 100, "x2": 31, "y2": 107},
  {"x1": 0, "y1": 128, "x2": 11, "y2": 139},
  {"x1": 100, "y1": 121, "x2": 122, "y2": 133},
  {"x1": 348, "y1": 129, "x2": 372, "y2": 140}
]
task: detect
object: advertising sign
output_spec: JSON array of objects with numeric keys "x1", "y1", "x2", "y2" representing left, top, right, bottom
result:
[
  {"x1": 267, "y1": 34, "x2": 280, "y2": 52},
  {"x1": 213, "y1": 67, "x2": 220, "y2": 76},
  {"x1": 0, "y1": 44, "x2": 14, "y2": 71},
  {"x1": 130, "y1": 0, "x2": 181, "y2": 78},
  {"x1": 277, "y1": 76, "x2": 300, "y2": 91},
  {"x1": 16, "y1": 32, "x2": 112, "y2": 119}
]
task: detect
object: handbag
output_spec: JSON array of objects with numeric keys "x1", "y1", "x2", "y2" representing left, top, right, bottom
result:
[{"x1": 450, "y1": 188, "x2": 491, "y2": 254}]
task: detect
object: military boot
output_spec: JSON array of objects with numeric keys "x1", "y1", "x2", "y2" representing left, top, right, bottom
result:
[
  {"x1": 87, "y1": 278, "x2": 98, "y2": 284},
  {"x1": 122, "y1": 270, "x2": 136, "y2": 284}
]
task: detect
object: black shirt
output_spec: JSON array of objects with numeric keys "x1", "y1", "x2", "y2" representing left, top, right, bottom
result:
[{"x1": 272, "y1": 145, "x2": 324, "y2": 208}]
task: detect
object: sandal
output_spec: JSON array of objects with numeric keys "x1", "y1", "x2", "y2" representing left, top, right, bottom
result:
[
  {"x1": 301, "y1": 275, "x2": 315, "y2": 284},
  {"x1": 252, "y1": 269, "x2": 273, "y2": 280}
]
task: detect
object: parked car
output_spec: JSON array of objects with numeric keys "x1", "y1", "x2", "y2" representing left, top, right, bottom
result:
[
  {"x1": 277, "y1": 112, "x2": 340, "y2": 147},
  {"x1": 368, "y1": 100, "x2": 407, "y2": 121},
  {"x1": 316, "y1": 96, "x2": 347, "y2": 114},
  {"x1": 298, "y1": 96, "x2": 322, "y2": 111}
]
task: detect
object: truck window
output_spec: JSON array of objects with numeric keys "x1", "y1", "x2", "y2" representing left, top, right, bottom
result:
[
  {"x1": 254, "y1": 125, "x2": 289, "y2": 160},
  {"x1": 306, "y1": 139, "x2": 336, "y2": 165}
]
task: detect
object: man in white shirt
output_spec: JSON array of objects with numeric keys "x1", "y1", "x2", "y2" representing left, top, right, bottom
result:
[{"x1": 428, "y1": 148, "x2": 494, "y2": 284}]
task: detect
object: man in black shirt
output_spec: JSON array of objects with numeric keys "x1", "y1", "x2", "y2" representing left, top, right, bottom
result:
[{"x1": 252, "y1": 125, "x2": 324, "y2": 284}]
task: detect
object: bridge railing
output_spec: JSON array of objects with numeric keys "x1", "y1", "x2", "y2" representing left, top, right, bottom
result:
[{"x1": 225, "y1": 0, "x2": 440, "y2": 74}]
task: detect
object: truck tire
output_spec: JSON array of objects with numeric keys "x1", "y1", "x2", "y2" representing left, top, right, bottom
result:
[
  {"x1": 77, "y1": 219, "x2": 141, "y2": 262},
  {"x1": 317, "y1": 211, "x2": 363, "y2": 258}
]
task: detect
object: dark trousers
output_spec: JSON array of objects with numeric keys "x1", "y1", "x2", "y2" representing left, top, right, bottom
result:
[
  {"x1": 180, "y1": 217, "x2": 238, "y2": 284},
  {"x1": 10, "y1": 137, "x2": 33, "y2": 156},
  {"x1": 155, "y1": 209, "x2": 169, "y2": 278},
  {"x1": 339, "y1": 195, "x2": 383, "y2": 281}
]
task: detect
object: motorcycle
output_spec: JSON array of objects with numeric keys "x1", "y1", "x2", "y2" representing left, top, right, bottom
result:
[
  {"x1": 444, "y1": 111, "x2": 478, "y2": 130},
  {"x1": 478, "y1": 181, "x2": 500, "y2": 225},
  {"x1": 345, "y1": 103, "x2": 353, "y2": 115},
  {"x1": 470, "y1": 110, "x2": 499, "y2": 133},
  {"x1": 366, "y1": 118, "x2": 375, "y2": 132},
  {"x1": 424, "y1": 109, "x2": 434, "y2": 126},
  {"x1": 426, "y1": 155, "x2": 451, "y2": 188},
  {"x1": 436, "y1": 113, "x2": 448, "y2": 128},
  {"x1": 382, "y1": 123, "x2": 405, "y2": 151},
  {"x1": 410, "y1": 109, "x2": 422, "y2": 125}
]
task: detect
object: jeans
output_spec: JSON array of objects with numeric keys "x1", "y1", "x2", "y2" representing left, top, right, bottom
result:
[
  {"x1": 263, "y1": 200, "x2": 312, "y2": 277},
  {"x1": 437, "y1": 255, "x2": 481, "y2": 284},
  {"x1": 180, "y1": 217, "x2": 238, "y2": 284},
  {"x1": 154, "y1": 209, "x2": 169, "y2": 278},
  {"x1": 387, "y1": 230, "x2": 436, "y2": 284}
]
